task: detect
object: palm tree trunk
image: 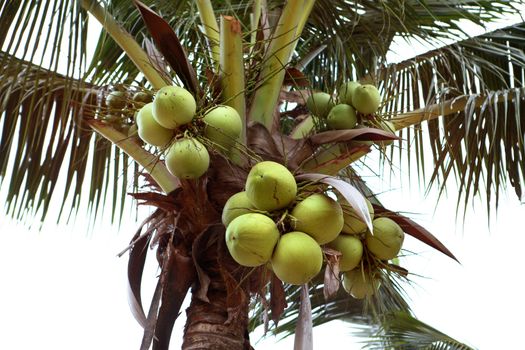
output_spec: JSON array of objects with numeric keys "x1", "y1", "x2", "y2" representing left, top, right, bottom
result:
[
  {"x1": 181, "y1": 231, "x2": 253, "y2": 350},
  {"x1": 182, "y1": 287, "x2": 251, "y2": 349},
  {"x1": 178, "y1": 162, "x2": 255, "y2": 349}
]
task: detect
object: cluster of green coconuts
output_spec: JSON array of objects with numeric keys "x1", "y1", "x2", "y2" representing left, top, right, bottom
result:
[
  {"x1": 222, "y1": 160, "x2": 405, "y2": 298},
  {"x1": 306, "y1": 81, "x2": 395, "y2": 140},
  {"x1": 130, "y1": 85, "x2": 242, "y2": 179}
]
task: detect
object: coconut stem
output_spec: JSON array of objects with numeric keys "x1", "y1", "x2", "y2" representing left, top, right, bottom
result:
[
  {"x1": 390, "y1": 90, "x2": 523, "y2": 130},
  {"x1": 220, "y1": 16, "x2": 247, "y2": 145},
  {"x1": 196, "y1": 0, "x2": 220, "y2": 70},
  {"x1": 80, "y1": 0, "x2": 168, "y2": 89},
  {"x1": 88, "y1": 120, "x2": 179, "y2": 194},
  {"x1": 250, "y1": 0, "x2": 262, "y2": 47}
]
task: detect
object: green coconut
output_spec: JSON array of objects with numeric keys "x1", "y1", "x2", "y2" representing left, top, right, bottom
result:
[
  {"x1": 165, "y1": 137, "x2": 209, "y2": 179},
  {"x1": 225, "y1": 213, "x2": 280, "y2": 267},
  {"x1": 337, "y1": 81, "x2": 361, "y2": 106},
  {"x1": 245, "y1": 161, "x2": 297, "y2": 211},
  {"x1": 351, "y1": 84, "x2": 381, "y2": 115},
  {"x1": 203, "y1": 105, "x2": 242, "y2": 150},
  {"x1": 326, "y1": 234, "x2": 363, "y2": 272},
  {"x1": 136, "y1": 102, "x2": 174, "y2": 147},
  {"x1": 365, "y1": 217, "x2": 404, "y2": 260},
  {"x1": 153, "y1": 85, "x2": 196, "y2": 129},
  {"x1": 326, "y1": 104, "x2": 358, "y2": 130},
  {"x1": 222, "y1": 191, "x2": 255, "y2": 227},
  {"x1": 105, "y1": 91, "x2": 127, "y2": 109},
  {"x1": 271, "y1": 231, "x2": 323, "y2": 285},
  {"x1": 306, "y1": 92, "x2": 335, "y2": 119},
  {"x1": 291, "y1": 193, "x2": 344, "y2": 244},
  {"x1": 342, "y1": 268, "x2": 380, "y2": 299},
  {"x1": 340, "y1": 197, "x2": 374, "y2": 235}
]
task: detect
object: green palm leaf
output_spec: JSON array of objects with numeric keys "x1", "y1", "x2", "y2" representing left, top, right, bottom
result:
[
  {"x1": 358, "y1": 311, "x2": 475, "y2": 350},
  {"x1": 0, "y1": 51, "x2": 137, "y2": 224},
  {"x1": 381, "y1": 22, "x2": 525, "y2": 215}
]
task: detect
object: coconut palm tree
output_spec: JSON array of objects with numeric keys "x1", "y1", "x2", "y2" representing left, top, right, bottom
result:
[{"x1": 1, "y1": 1, "x2": 524, "y2": 349}]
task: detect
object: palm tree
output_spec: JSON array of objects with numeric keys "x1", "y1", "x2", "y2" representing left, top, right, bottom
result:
[{"x1": 1, "y1": 0, "x2": 524, "y2": 349}]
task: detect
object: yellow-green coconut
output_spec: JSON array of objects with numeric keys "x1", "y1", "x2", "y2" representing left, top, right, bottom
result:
[
  {"x1": 365, "y1": 217, "x2": 404, "y2": 260},
  {"x1": 225, "y1": 213, "x2": 280, "y2": 267},
  {"x1": 165, "y1": 137, "x2": 209, "y2": 179},
  {"x1": 245, "y1": 161, "x2": 297, "y2": 211},
  {"x1": 271, "y1": 231, "x2": 323, "y2": 285},
  {"x1": 291, "y1": 193, "x2": 344, "y2": 244},
  {"x1": 136, "y1": 102, "x2": 174, "y2": 147}
]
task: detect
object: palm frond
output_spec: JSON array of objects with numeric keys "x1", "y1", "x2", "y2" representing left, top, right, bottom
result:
[
  {"x1": 81, "y1": 1, "x2": 524, "y2": 88},
  {"x1": 295, "y1": 0, "x2": 522, "y2": 89},
  {"x1": 250, "y1": 262, "x2": 412, "y2": 341},
  {"x1": 357, "y1": 311, "x2": 475, "y2": 350},
  {"x1": 0, "y1": 51, "x2": 137, "y2": 224},
  {"x1": 379, "y1": 22, "x2": 525, "y2": 215}
]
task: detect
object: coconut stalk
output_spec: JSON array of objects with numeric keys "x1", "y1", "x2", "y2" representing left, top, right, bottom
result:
[
  {"x1": 196, "y1": 0, "x2": 220, "y2": 70},
  {"x1": 80, "y1": 0, "x2": 168, "y2": 89},
  {"x1": 88, "y1": 120, "x2": 179, "y2": 194},
  {"x1": 390, "y1": 89, "x2": 524, "y2": 130},
  {"x1": 249, "y1": 0, "x2": 315, "y2": 131},
  {"x1": 220, "y1": 16, "x2": 247, "y2": 144},
  {"x1": 250, "y1": 0, "x2": 262, "y2": 46}
]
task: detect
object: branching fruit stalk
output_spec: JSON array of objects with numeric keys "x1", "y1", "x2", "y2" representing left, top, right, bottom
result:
[
  {"x1": 88, "y1": 120, "x2": 179, "y2": 194},
  {"x1": 80, "y1": 0, "x2": 168, "y2": 89}
]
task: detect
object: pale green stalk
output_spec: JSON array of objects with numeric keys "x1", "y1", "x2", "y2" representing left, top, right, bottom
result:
[
  {"x1": 81, "y1": 0, "x2": 168, "y2": 89},
  {"x1": 196, "y1": 0, "x2": 220, "y2": 70},
  {"x1": 250, "y1": 0, "x2": 262, "y2": 47},
  {"x1": 249, "y1": 0, "x2": 315, "y2": 130},
  {"x1": 89, "y1": 121, "x2": 179, "y2": 194},
  {"x1": 391, "y1": 89, "x2": 525, "y2": 130},
  {"x1": 220, "y1": 16, "x2": 247, "y2": 144}
]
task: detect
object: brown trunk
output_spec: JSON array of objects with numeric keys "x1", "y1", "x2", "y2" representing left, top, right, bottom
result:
[
  {"x1": 179, "y1": 161, "x2": 258, "y2": 349},
  {"x1": 182, "y1": 287, "x2": 251, "y2": 350},
  {"x1": 181, "y1": 228, "x2": 253, "y2": 350}
]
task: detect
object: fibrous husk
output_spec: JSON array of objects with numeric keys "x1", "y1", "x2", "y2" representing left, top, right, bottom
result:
[
  {"x1": 225, "y1": 213, "x2": 280, "y2": 267},
  {"x1": 365, "y1": 217, "x2": 405, "y2": 260},
  {"x1": 165, "y1": 137, "x2": 210, "y2": 179},
  {"x1": 291, "y1": 193, "x2": 344, "y2": 244},
  {"x1": 271, "y1": 231, "x2": 323, "y2": 285}
]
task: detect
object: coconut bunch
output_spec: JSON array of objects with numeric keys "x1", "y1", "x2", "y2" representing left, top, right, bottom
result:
[
  {"x1": 223, "y1": 161, "x2": 336, "y2": 285},
  {"x1": 304, "y1": 81, "x2": 396, "y2": 145},
  {"x1": 101, "y1": 89, "x2": 152, "y2": 134},
  {"x1": 133, "y1": 85, "x2": 243, "y2": 180},
  {"x1": 222, "y1": 160, "x2": 405, "y2": 288},
  {"x1": 332, "y1": 198, "x2": 406, "y2": 299}
]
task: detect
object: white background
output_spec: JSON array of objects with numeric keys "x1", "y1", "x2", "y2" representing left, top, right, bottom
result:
[{"x1": 1, "y1": 5, "x2": 525, "y2": 350}]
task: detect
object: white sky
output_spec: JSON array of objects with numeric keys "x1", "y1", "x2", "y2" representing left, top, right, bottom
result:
[{"x1": 1, "y1": 4, "x2": 525, "y2": 350}]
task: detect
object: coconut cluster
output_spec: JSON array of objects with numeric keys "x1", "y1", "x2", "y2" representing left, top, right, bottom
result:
[
  {"x1": 223, "y1": 161, "x2": 407, "y2": 291},
  {"x1": 332, "y1": 199, "x2": 406, "y2": 299},
  {"x1": 224, "y1": 161, "x2": 367, "y2": 286},
  {"x1": 305, "y1": 81, "x2": 396, "y2": 144},
  {"x1": 134, "y1": 86, "x2": 243, "y2": 180},
  {"x1": 101, "y1": 89, "x2": 153, "y2": 134}
]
